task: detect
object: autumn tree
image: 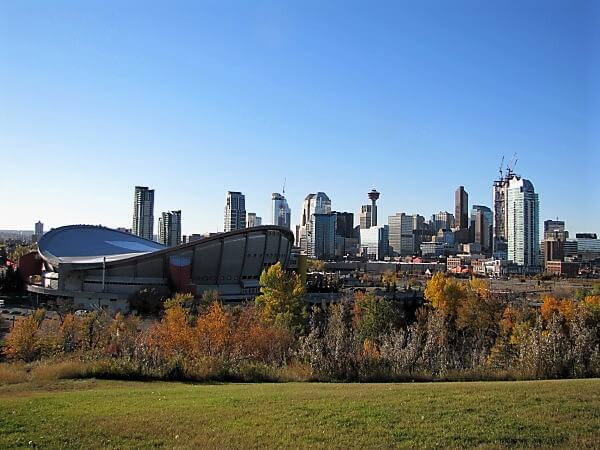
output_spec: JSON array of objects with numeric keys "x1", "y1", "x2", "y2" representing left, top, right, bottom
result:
[
  {"x1": 255, "y1": 262, "x2": 306, "y2": 333},
  {"x1": 4, "y1": 309, "x2": 46, "y2": 361},
  {"x1": 424, "y1": 273, "x2": 468, "y2": 318}
]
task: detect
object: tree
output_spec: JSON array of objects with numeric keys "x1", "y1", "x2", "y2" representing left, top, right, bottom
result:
[
  {"x1": 4, "y1": 309, "x2": 46, "y2": 361},
  {"x1": 129, "y1": 286, "x2": 170, "y2": 315},
  {"x1": 307, "y1": 259, "x2": 326, "y2": 272},
  {"x1": 424, "y1": 272, "x2": 468, "y2": 317},
  {"x1": 255, "y1": 262, "x2": 306, "y2": 334},
  {"x1": 352, "y1": 292, "x2": 397, "y2": 342},
  {"x1": 8, "y1": 244, "x2": 37, "y2": 263}
]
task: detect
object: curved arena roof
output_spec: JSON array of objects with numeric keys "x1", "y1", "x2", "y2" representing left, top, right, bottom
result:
[{"x1": 38, "y1": 225, "x2": 166, "y2": 265}]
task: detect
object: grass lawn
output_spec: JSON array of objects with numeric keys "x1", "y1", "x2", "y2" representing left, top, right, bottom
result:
[{"x1": 0, "y1": 379, "x2": 598, "y2": 449}]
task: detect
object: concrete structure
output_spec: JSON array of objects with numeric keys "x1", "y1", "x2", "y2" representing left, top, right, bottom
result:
[
  {"x1": 367, "y1": 189, "x2": 380, "y2": 227},
  {"x1": 455, "y1": 186, "x2": 469, "y2": 230},
  {"x1": 271, "y1": 193, "x2": 291, "y2": 229},
  {"x1": 132, "y1": 186, "x2": 155, "y2": 241},
  {"x1": 247, "y1": 212, "x2": 262, "y2": 228},
  {"x1": 224, "y1": 191, "x2": 246, "y2": 232},
  {"x1": 28, "y1": 224, "x2": 294, "y2": 312},
  {"x1": 158, "y1": 210, "x2": 182, "y2": 247},
  {"x1": 506, "y1": 176, "x2": 540, "y2": 267}
]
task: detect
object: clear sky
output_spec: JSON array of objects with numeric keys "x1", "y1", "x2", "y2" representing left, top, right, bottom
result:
[{"x1": 1, "y1": 0, "x2": 598, "y2": 236}]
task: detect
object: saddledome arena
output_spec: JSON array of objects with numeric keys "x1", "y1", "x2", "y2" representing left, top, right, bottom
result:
[{"x1": 28, "y1": 225, "x2": 295, "y2": 312}]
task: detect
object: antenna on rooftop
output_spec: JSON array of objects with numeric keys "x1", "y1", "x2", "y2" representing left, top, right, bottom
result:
[{"x1": 282, "y1": 177, "x2": 286, "y2": 195}]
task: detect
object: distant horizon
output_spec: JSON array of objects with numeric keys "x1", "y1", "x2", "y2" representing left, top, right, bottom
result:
[{"x1": 2, "y1": 1, "x2": 598, "y2": 235}]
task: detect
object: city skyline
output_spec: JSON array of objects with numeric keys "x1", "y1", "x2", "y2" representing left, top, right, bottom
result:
[
  {"x1": 2, "y1": 168, "x2": 598, "y2": 239},
  {"x1": 1, "y1": 2, "x2": 598, "y2": 234}
]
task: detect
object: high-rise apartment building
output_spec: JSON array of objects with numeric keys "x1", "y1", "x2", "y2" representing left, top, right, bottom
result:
[
  {"x1": 247, "y1": 212, "x2": 262, "y2": 228},
  {"x1": 33, "y1": 221, "x2": 44, "y2": 242},
  {"x1": 506, "y1": 177, "x2": 540, "y2": 267},
  {"x1": 298, "y1": 192, "x2": 332, "y2": 253},
  {"x1": 158, "y1": 210, "x2": 182, "y2": 246},
  {"x1": 455, "y1": 186, "x2": 469, "y2": 229},
  {"x1": 132, "y1": 186, "x2": 155, "y2": 241},
  {"x1": 224, "y1": 191, "x2": 246, "y2": 232},
  {"x1": 271, "y1": 193, "x2": 291, "y2": 229}
]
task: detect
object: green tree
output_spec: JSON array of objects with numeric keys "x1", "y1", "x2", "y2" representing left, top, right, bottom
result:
[
  {"x1": 352, "y1": 292, "x2": 397, "y2": 342},
  {"x1": 255, "y1": 262, "x2": 306, "y2": 333}
]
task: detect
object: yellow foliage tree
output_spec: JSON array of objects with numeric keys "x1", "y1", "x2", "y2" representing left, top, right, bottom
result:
[
  {"x1": 424, "y1": 272, "x2": 468, "y2": 317},
  {"x1": 255, "y1": 262, "x2": 306, "y2": 333},
  {"x1": 4, "y1": 309, "x2": 46, "y2": 361}
]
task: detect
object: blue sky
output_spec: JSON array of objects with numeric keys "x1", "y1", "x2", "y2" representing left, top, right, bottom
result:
[{"x1": 1, "y1": 0, "x2": 598, "y2": 235}]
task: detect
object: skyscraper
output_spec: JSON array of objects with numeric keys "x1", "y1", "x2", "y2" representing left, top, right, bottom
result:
[
  {"x1": 247, "y1": 212, "x2": 262, "y2": 228},
  {"x1": 359, "y1": 205, "x2": 372, "y2": 229},
  {"x1": 507, "y1": 177, "x2": 540, "y2": 267},
  {"x1": 132, "y1": 186, "x2": 155, "y2": 241},
  {"x1": 542, "y1": 219, "x2": 567, "y2": 264},
  {"x1": 470, "y1": 205, "x2": 493, "y2": 254},
  {"x1": 455, "y1": 186, "x2": 469, "y2": 229},
  {"x1": 431, "y1": 211, "x2": 455, "y2": 232},
  {"x1": 333, "y1": 212, "x2": 356, "y2": 257},
  {"x1": 271, "y1": 193, "x2": 291, "y2": 229},
  {"x1": 158, "y1": 210, "x2": 182, "y2": 246},
  {"x1": 298, "y1": 192, "x2": 332, "y2": 254},
  {"x1": 493, "y1": 172, "x2": 515, "y2": 256},
  {"x1": 313, "y1": 213, "x2": 336, "y2": 259},
  {"x1": 388, "y1": 213, "x2": 424, "y2": 256},
  {"x1": 224, "y1": 191, "x2": 246, "y2": 232}
]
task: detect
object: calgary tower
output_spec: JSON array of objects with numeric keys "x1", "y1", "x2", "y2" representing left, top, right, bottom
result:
[{"x1": 367, "y1": 189, "x2": 380, "y2": 227}]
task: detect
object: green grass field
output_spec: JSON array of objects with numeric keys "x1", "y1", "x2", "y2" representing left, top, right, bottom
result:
[{"x1": 0, "y1": 379, "x2": 599, "y2": 449}]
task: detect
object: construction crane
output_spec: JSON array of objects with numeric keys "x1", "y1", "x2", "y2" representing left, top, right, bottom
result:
[
  {"x1": 507, "y1": 153, "x2": 518, "y2": 176},
  {"x1": 498, "y1": 155, "x2": 505, "y2": 180}
]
